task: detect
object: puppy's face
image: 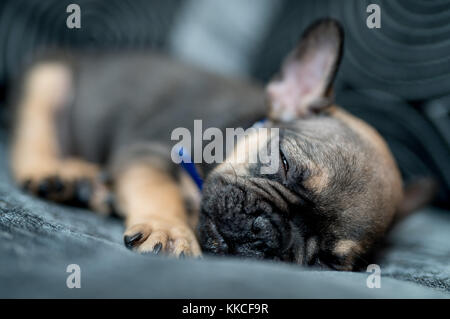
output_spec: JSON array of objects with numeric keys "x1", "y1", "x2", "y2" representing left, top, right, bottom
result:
[{"x1": 199, "y1": 19, "x2": 403, "y2": 270}]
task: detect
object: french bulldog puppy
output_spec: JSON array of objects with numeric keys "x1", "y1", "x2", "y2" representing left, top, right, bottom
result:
[{"x1": 10, "y1": 19, "x2": 430, "y2": 270}]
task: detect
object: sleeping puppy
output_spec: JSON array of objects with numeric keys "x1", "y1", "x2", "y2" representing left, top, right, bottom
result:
[{"x1": 10, "y1": 19, "x2": 431, "y2": 270}]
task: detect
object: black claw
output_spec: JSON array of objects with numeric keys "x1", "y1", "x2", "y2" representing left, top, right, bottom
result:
[
  {"x1": 124, "y1": 232, "x2": 143, "y2": 249},
  {"x1": 179, "y1": 252, "x2": 186, "y2": 259},
  {"x1": 152, "y1": 243, "x2": 163, "y2": 254},
  {"x1": 52, "y1": 177, "x2": 65, "y2": 193},
  {"x1": 37, "y1": 179, "x2": 50, "y2": 197}
]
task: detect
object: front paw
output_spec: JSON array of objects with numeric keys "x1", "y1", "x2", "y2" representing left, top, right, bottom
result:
[{"x1": 123, "y1": 220, "x2": 201, "y2": 258}]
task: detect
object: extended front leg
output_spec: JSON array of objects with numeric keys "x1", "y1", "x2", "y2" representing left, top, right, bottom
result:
[{"x1": 115, "y1": 160, "x2": 201, "y2": 257}]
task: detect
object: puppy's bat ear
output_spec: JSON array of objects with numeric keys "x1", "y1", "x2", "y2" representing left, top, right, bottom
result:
[{"x1": 267, "y1": 18, "x2": 344, "y2": 121}]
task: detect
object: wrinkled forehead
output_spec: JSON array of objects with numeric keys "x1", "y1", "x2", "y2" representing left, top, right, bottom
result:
[
  {"x1": 279, "y1": 115, "x2": 363, "y2": 144},
  {"x1": 280, "y1": 116, "x2": 368, "y2": 160},
  {"x1": 214, "y1": 124, "x2": 279, "y2": 176},
  {"x1": 280, "y1": 117, "x2": 372, "y2": 193},
  {"x1": 215, "y1": 115, "x2": 373, "y2": 190}
]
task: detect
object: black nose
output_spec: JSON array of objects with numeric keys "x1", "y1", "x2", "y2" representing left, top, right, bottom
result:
[
  {"x1": 252, "y1": 216, "x2": 277, "y2": 242},
  {"x1": 199, "y1": 213, "x2": 283, "y2": 259},
  {"x1": 199, "y1": 176, "x2": 286, "y2": 259},
  {"x1": 250, "y1": 215, "x2": 281, "y2": 252}
]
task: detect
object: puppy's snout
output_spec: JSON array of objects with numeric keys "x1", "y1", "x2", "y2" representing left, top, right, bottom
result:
[
  {"x1": 251, "y1": 215, "x2": 280, "y2": 250},
  {"x1": 200, "y1": 175, "x2": 288, "y2": 259},
  {"x1": 252, "y1": 216, "x2": 274, "y2": 237}
]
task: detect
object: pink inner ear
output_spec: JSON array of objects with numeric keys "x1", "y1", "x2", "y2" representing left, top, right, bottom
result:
[{"x1": 267, "y1": 49, "x2": 334, "y2": 120}]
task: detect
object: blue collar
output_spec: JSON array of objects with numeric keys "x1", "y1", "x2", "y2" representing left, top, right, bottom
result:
[
  {"x1": 178, "y1": 147, "x2": 204, "y2": 190},
  {"x1": 178, "y1": 119, "x2": 268, "y2": 191}
]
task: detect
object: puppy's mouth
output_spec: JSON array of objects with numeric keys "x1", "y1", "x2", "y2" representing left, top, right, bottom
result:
[
  {"x1": 199, "y1": 212, "x2": 285, "y2": 259},
  {"x1": 198, "y1": 175, "x2": 303, "y2": 261}
]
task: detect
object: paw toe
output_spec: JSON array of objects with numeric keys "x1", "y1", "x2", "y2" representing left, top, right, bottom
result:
[
  {"x1": 152, "y1": 242, "x2": 163, "y2": 254},
  {"x1": 171, "y1": 238, "x2": 191, "y2": 257},
  {"x1": 124, "y1": 232, "x2": 143, "y2": 249},
  {"x1": 37, "y1": 178, "x2": 50, "y2": 197},
  {"x1": 123, "y1": 222, "x2": 202, "y2": 258},
  {"x1": 136, "y1": 230, "x2": 169, "y2": 254}
]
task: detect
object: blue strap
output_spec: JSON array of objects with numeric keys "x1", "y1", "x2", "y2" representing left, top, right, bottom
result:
[
  {"x1": 178, "y1": 147, "x2": 203, "y2": 190},
  {"x1": 177, "y1": 119, "x2": 267, "y2": 191}
]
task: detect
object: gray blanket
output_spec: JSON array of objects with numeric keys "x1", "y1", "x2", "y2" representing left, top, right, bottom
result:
[{"x1": 0, "y1": 129, "x2": 449, "y2": 298}]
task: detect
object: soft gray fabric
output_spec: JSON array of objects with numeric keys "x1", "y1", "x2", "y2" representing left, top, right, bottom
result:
[{"x1": 0, "y1": 129, "x2": 449, "y2": 298}]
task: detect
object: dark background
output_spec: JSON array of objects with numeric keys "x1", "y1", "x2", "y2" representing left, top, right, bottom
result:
[{"x1": 0, "y1": 0, "x2": 449, "y2": 206}]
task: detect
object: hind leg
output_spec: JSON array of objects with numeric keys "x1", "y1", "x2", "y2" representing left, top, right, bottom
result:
[{"x1": 10, "y1": 62, "x2": 112, "y2": 214}]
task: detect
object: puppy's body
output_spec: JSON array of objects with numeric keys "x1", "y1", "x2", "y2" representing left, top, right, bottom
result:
[
  {"x1": 10, "y1": 20, "x2": 415, "y2": 270},
  {"x1": 59, "y1": 52, "x2": 265, "y2": 167},
  {"x1": 10, "y1": 50, "x2": 267, "y2": 258}
]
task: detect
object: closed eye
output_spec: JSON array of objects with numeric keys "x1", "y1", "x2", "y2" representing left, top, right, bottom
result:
[{"x1": 280, "y1": 148, "x2": 289, "y2": 177}]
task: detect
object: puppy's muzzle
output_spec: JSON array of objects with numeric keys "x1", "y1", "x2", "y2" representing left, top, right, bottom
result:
[
  {"x1": 198, "y1": 175, "x2": 289, "y2": 259},
  {"x1": 199, "y1": 213, "x2": 281, "y2": 257}
]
